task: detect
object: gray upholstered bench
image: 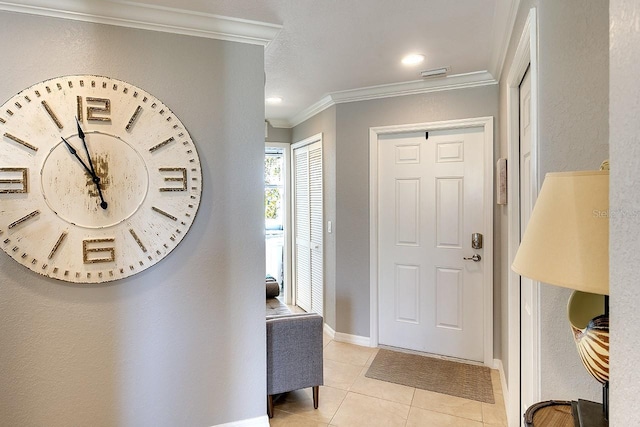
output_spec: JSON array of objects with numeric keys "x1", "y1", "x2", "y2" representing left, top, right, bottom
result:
[{"x1": 265, "y1": 279, "x2": 323, "y2": 418}]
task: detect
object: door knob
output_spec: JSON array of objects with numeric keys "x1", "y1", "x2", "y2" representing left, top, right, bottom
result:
[{"x1": 463, "y1": 254, "x2": 481, "y2": 262}]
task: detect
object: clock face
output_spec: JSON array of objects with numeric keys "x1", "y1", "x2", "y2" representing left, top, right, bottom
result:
[{"x1": 0, "y1": 75, "x2": 202, "y2": 283}]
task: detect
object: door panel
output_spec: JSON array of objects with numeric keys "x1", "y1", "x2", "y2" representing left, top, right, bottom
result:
[{"x1": 378, "y1": 127, "x2": 485, "y2": 362}]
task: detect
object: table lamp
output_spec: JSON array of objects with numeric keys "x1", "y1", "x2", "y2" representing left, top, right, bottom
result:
[{"x1": 512, "y1": 168, "x2": 609, "y2": 426}]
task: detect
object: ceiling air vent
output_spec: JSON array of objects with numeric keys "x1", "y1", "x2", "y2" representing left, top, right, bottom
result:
[{"x1": 420, "y1": 67, "x2": 450, "y2": 79}]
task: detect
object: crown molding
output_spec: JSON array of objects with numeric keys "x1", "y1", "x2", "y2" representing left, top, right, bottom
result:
[
  {"x1": 280, "y1": 71, "x2": 497, "y2": 128},
  {"x1": 489, "y1": 0, "x2": 521, "y2": 80},
  {"x1": 0, "y1": 0, "x2": 282, "y2": 46}
]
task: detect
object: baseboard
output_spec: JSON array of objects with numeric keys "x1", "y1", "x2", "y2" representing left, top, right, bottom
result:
[
  {"x1": 493, "y1": 358, "x2": 511, "y2": 423},
  {"x1": 323, "y1": 323, "x2": 336, "y2": 340},
  {"x1": 211, "y1": 415, "x2": 269, "y2": 427}
]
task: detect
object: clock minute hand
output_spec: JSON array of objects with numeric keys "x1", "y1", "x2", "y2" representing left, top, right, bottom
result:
[
  {"x1": 61, "y1": 135, "x2": 108, "y2": 210},
  {"x1": 75, "y1": 119, "x2": 108, "y2": 210},
  {"x1": 76, "y1": 118, "x2": 98, "y2": 178}
]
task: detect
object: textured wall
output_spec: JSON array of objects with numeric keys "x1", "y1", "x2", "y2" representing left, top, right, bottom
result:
[
  {"x1": 498, "y1": 0, "x2": 609, "y2": 409},
  {"x1": 0, "y1": 12, "x2": 266, "y2": 426},
  {"x1": 291, "y1": 106, "x2": 338, "y2": 330},
  {"x1": 535, "y1": 0, "x2": 609, "y2": 402},
  {"x1": 331, "y1": 86, "x2": 499, "y2": 340},
  {"x1": 609, "y1": 0, "x2": 640, "y2": 424}
]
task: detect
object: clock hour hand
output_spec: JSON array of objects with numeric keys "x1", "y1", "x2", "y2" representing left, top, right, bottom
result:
[{"x1": 61, "y1": 136, "x2": 108, "y2": 210}]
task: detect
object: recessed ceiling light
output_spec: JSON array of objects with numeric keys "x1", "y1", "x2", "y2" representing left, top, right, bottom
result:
[
  {"x1": 266, "y1": 97, "x2": 283, "y2": 105},
  {"x1": 402, "y1": 54, "x2": 425, "y2": 66}
]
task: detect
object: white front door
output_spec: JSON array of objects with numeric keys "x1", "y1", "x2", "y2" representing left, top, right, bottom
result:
[{"x1": 377, "y1": 126, "x2": 487, "y2": 362}]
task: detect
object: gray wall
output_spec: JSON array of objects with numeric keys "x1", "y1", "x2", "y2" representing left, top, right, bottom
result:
[
  {"x1": 291, "y1": 87, "x2": 499, "y2": 346},
  {"x1": 266, "y1": 122, "x2": 292, "y2": 143},
  {"x1": 498, "y1": 0, "x2": 608, "y2": 403},
  {"x1": 610, "y1": 0, "x2": 640, "y2": 424},
  {"x1": 292, "y1": 106, "x2": 337, "y2": 329},
  {"x1": 334, "y1": 87, "x2": 499, "y2": 341},
  {"x1": 0, "y1": 12, "x2": 266, "y2": 426}
]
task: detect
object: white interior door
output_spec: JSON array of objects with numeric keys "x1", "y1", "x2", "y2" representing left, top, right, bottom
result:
[
  {"x1": 292, "y1": 137, "x2": 323, "y2": 315},
  {"x1": 377, "y1": 126, "x2": 486, "y2": 362},
  {"x1": 519, "y1": 67, "x2": 538, "y2": 415}
]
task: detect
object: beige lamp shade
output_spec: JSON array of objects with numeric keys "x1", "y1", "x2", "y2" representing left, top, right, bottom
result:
[{"x1": 511, "y1": 170, "x2": 609, "y2": 295}]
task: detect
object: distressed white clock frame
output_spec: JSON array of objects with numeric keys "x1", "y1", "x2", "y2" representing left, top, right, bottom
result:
[{"x1": 0, "y1": 75, "x2": 202, "y2": 283}]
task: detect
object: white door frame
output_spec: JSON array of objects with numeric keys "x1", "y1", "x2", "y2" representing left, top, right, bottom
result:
[
  {"x1": 369, "y1": 117, "x2": 494, "y2": 367},
  {"x1": 265, "y1": 142, "x2": 292, "y2": 304},
  {"x1": 506, "y1": 8, "x2": 540, "y2": 427},
  {"x1": 291, "y1": 133, "x2": 323, "y2": 310}
]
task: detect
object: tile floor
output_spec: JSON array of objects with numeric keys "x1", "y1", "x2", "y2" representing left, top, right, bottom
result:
[{"x1": 269, "y1": 333, "x2": 508, "y2": 426}]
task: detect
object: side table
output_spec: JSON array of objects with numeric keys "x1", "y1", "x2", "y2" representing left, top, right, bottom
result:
[
  {"x1": 525, "y1": 400, "x2": 607, "y2": 427},
  {"x1": 524, "y1": 401, "x2": 575, "y2": 427}
]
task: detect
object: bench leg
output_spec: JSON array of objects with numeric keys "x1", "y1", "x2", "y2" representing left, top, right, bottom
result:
[
  {"x1": 312, "y1": 386, "x2": 319, "y2": 409},
  {"x1": 267, "y1": 395, "x2": 274, "y2": 418}
]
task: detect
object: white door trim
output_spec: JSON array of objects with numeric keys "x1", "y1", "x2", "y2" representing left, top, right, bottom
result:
[
  {"x1": 506, "y1": 8, "x2": 540, "y2": 426},
  {"x1": 369, "y1": 117, "x2": 494, "y2": 367},
  {"x1": 265, "y1": 142, "x2": 292, "y2": 304}
]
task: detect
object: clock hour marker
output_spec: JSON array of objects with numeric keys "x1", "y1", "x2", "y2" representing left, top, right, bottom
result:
[
  {"x1": 8, "y1": 210, "x2": 40, "y2": 229},
  {"x1": 48, "y1": 232, "x2": 68, "y2": 260},
  {"x1": 0, "y1": 118, "x2": 5, "y2": 124},
  {"x1": 149, "y1": 137, "x2": 175, "y2": 153},
  {"x1": 4, "y1": 133, "x2": 38, "y2": 152},
  {"x1": 76, "y1": 96, "x2": 83, "y2": 122},
  {"x1": 129, "y1": 229, "x2": 147, "y2": 253},
  {"x1": 126, "y1": 105, "x2": 143, "y2": 131},
  {"x1": 152, "y1": 206, "x2": 177, "y2": 221},
  {"x1": 41, "y1": 100, "x2": 63, "y2": 129},
  {"x1": 83, "y1": 238, "x2": 115, "y2": 264},
  {"x1": 0, "y1": 168, "x2": 28, "y2": 194},
  {"x1": 159, "y1": 168, "x2": 187, "y2": 192},
  {"x1": 86, "y1": 97, "x2": 111, "y2": 122}
]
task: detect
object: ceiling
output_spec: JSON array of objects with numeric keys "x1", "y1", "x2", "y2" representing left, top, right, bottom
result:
[{"x1": 3, "y1": 0, "x2": 520, "y2": 128}]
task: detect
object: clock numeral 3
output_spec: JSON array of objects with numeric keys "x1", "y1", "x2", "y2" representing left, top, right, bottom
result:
[
  {"x1": 83, "y1": 238, "x2": 116, "y2": 264},
  {"x1": 158, "y1": 168, "x2": 187, "y2": 192}
]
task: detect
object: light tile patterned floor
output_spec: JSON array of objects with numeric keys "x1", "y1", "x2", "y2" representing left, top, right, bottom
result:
[{"x1": 269, "y1": 334, "x2": 507, "y2": 427}]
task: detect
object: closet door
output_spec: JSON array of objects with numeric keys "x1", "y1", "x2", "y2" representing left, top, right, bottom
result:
[{"x1": 292, "y1": 136, "x2": 323, "y2": 315}]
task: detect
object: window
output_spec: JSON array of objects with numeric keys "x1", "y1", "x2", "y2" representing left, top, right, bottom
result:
[{"x1": 265, "y1": 148, "x2": 285, "y2": 286}]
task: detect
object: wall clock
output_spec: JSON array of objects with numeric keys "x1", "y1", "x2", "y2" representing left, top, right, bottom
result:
[{"x1": 0, "y1": 75, "x2": 202, "y2": 283}]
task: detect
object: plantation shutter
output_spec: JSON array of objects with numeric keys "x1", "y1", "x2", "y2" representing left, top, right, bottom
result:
[{"x1": 293, "y1": 137, "x2": 323, "y2": 315}]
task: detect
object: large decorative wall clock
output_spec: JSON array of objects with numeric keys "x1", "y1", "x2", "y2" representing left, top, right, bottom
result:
[{"x1": 0, "y1": 75, "x2": 202, "y2": 283}]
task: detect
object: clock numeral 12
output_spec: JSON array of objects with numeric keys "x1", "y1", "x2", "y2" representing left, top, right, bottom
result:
[
  {"x1": 0, "y1": 167, "x2": 28, "y2": 193},
  {"x1": 83, "y1": 238, "x2": 115, "y2": 264},
  {"x1": 77, "y1": 97, "x2": 111, "y2": 123}
]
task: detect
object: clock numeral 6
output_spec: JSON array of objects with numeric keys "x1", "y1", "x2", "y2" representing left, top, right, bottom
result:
[
  {"x1": 0, "y1": 167, "x2": 28, "y2": 194},
  {"x1": 83, "y1": 238, "x2": 115, "y2": 264},
  {"x1": 77, "y1": 96, "x2": 111, "y2": 123}
]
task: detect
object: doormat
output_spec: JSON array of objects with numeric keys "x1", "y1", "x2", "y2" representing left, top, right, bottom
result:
[{"x1": 365, "y1": 349, "x2": 495, "y2": 404}]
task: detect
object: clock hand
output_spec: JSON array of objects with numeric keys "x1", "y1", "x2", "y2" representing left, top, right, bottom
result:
[
  {"x1": 61, "y1": 136, "x2": 108, "y2": 210},
  {"x1": 75, "y1": 119, "x2": 108, "y2": 210},
  {"x1": 76, "y1": 118, "x2": 99, "y2": 178}
]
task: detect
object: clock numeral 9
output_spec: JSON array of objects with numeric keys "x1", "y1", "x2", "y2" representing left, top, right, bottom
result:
[
  {"x1": 77, "y1": 96, "x2": 111, "y2": 123},
  {"x1": 0, "y1": 167, "x2": 28, "y2": 194},
  {"x1": 83, "y1": 238, "x2": 115, "y2": 264},
  {"x1": 158, "y1": 168, "x2": 187, "y2": 192}
]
